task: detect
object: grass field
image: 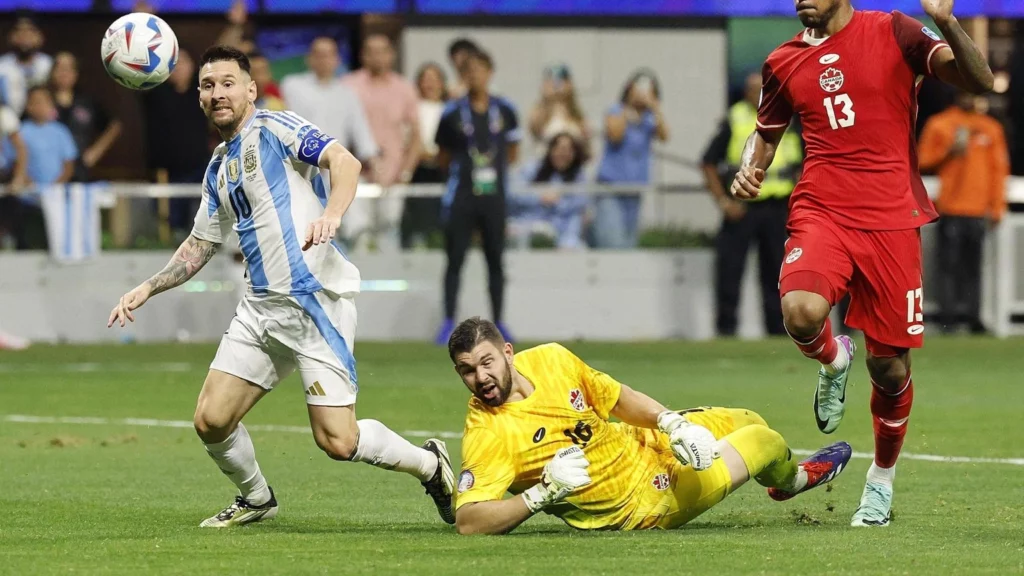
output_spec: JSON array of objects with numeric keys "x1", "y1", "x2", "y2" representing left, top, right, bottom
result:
[{"x1": 2, "y1": 338, "x2": 1023, "y2": 575}]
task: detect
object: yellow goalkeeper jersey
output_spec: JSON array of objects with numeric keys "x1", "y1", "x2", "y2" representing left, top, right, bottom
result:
[{"x1": 455, "y1": 343, "x2": 678, "y2": 530}]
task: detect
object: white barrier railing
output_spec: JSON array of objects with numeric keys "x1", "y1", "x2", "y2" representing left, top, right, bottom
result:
[
  {"x1": 2, "y1": 175, "x2": 1022, "y2": 200},
  {"x1": 2, "y1": 178, "x2": 1022, "y2": 338}
]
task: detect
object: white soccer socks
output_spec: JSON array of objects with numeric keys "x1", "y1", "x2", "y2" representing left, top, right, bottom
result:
[
  {"x1": 352, "y1": 419, "x2": 437, "y2": 482},
  {"x1": 204, "y1": 423, "x2": 272, "y2": 506}
]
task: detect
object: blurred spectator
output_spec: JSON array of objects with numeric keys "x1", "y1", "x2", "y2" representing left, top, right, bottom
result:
[
  {"x1": 701, "y1": 72, "x2": 801, "y2": 337},
  {"x1": 446, "y1": 38, "x2": 478, "y2": 100},
  {"x1": 0, "y1": 102, "x2": 27, "y2": 185},
  {"x1": 593, "y1": 69, "x2": 669, "y2": 249},
  {"x1": 528, "y1": 64, "x2": 589, "y2": 149},
  {"x1": 401, "y1": 62, "x2": 448, "y2": 249},
  {"x1": 249, "y1": 51, "x2": 285, "y2": 111},
  {"x1": 49, "y1": 52, "x2": 122, "y2": 182},
  {"x1": 10, "y1": 86, "x2": 76, "y2": 250},
  {"x1": 345, "y1": 33, "x2": 420, "y2": 187},
  {"x1": 1011, "y1": 32, "x2": 1024, "y2": 175},
  {"x1": 919, "y1": 92, "x2": 1009, "y2": 334},
  {"x1": 139, "y1": 49, "x2": 211, "y2": 233},
  {"x1": 508, "y1": 132, "x2": 588, "y2": 250},
  {"x1": 434, "y1": 49, "x2": 520, "y2": 344},
  {"x1": 281, "y1": 37, "x2": 377, "y2": 162},
  {"x1": 0, "y1": 15, "x2": 52, "y2": 115},
  {"x1": 216, "y1": 0, "x2": 258, "y2": 56},
  {"x1": 0, "y1": 101, "x2": 28, "y2": 248}
]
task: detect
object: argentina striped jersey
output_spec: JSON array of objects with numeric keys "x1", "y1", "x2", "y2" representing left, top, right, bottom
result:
[{"x1": 191, "y1": 109, "x2": 361, "y2": 297}]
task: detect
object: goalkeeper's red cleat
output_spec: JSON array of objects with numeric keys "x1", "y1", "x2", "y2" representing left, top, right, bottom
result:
[{"x1": 768, "y1": 441, "x2": 852, "y2": 502}]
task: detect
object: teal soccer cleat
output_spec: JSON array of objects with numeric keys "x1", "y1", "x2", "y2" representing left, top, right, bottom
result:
[
  {"x1": 851, "y1": 481, "x2": 893, "y2": 527},
  {"x1": 813, "y1": 335, "x2": 856, "y2": 434}
]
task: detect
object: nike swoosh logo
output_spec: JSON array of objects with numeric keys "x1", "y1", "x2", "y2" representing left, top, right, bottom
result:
[{"x1": 813, "y1": 393, "x2": 831, "y2": 432}]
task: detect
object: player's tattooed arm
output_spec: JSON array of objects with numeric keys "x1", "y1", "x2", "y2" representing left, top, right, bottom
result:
[
  {"x1": 929, "y1": 13, "x2": 994, "y2": 93},
  {"x1": 146, "y1": 235, "x2": 220, "y2": 296}
]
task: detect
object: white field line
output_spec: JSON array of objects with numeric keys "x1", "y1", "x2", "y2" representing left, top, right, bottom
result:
[
  {"x1": 0, "y1": 363, "x2": 195, "y2": 373},
  {"x1": 3, "y1": 414, "x2": 1022, "y2": 465}
]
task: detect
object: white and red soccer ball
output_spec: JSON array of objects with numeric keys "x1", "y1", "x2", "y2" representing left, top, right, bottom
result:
[{"x1": 101, "y1": 13, "x2": 178, "y2": 90}]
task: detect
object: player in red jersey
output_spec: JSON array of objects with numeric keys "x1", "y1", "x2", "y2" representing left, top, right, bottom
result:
[{"x1": 730, "y1": 0, "x2": 992, "y2": 527}]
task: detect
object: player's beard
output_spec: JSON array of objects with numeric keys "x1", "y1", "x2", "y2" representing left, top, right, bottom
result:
[
  {"x1": 208, "y1": 101, "x2": 248, "y2": 134},
  {"x1": 796, "y1": 1, "x2": 838, "y2": 29},
  {"x1": 476, "y1": 359, "x2": 514, "y2": 407}
]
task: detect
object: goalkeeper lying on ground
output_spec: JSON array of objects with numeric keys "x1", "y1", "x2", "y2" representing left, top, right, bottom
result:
[{"x1": 447, "y1": 317, "x2": 852, "y2": 534}]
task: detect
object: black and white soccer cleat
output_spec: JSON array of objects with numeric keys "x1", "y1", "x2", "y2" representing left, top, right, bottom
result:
[
  {"x1": 199, "y1": 487, "x2": 279, "y2": 528},
  {"x1": 421, "y1": 439, "x2": 456, "y2": 525}
]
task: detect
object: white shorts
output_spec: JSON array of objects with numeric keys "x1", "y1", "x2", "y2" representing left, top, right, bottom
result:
[{"x1": 210, "y1": 291, "x2": 358, "y2": 406}]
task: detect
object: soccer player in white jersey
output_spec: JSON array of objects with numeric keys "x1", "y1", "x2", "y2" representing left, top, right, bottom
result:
[{"x1": 107, "y1": 45, "x2": 456, "y2": 528}]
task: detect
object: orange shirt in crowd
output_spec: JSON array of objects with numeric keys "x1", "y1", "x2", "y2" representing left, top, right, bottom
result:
[{"x1": 918, "y1": 105, "x2": 1009, "y2": 222}]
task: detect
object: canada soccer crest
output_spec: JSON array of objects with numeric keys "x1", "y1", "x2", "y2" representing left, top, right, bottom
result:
[
  {"x1": 785, "y1": 247, "x2": 803, "y2": 264},
  {"x1": 819, "y1": 67, "x2": 844, "y2": 93},
  {"x1": 568, "y1": 388, "x2": 586, "y2": 412},
  {"x1": 651, "y1": 473, "x2": 670, "y2": 491}
]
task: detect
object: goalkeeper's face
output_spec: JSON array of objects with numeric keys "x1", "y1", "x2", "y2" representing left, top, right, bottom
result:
[
  {"x1": 454, "y1": 341, "x2": 515, "y2": 407},
  {"x1": 199, "y1": 60, "x2": 257, "y2": 132}
]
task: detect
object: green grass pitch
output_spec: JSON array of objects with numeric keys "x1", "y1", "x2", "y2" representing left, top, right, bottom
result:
[{"x1": 2, "y1": 338, "x2": 1022, "y2": 575}]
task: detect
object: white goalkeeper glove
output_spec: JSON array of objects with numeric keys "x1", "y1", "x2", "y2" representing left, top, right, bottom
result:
[
  {"x1": 658, "y1": 411, "x2": 721, "y2": 471},
  {"x1": 522, "y1": 446, "x2": 592, "y2": 513}
]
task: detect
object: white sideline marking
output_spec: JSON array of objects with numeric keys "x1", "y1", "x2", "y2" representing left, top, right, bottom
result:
[
  {"x1": 0, "y1": 362, "x2": 194, "y2": 374},
  {"x1": 3, "y1": 414, "x2": 1021, "y2": 465}
]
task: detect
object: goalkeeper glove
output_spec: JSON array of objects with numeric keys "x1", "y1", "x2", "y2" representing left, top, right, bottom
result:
[
  {"x1": 522, "y1": 446, "x2": 592, "y2": 513},
  {"x1": 658, "y1": 411, "x2": 721, "y2": 471}
]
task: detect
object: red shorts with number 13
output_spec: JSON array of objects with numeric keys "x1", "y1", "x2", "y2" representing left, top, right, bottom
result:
[{"x1": 778, "y1": 210, "x2": 925, "y2": 355}]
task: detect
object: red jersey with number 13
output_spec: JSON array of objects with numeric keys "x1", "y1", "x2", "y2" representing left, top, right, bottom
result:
[{"x1": 757, "y1": 10, "x2": 950, "y2": 230}]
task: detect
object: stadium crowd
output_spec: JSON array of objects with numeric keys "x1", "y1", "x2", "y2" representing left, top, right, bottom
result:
[
  {"x1": 0, "y1": 10, "x2": 673, "y2": 254},
  {"x1": 0, "y1": 7, "x2": 1014, "y2": 347}
]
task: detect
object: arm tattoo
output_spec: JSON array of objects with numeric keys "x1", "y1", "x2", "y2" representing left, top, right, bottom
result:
[
  {"x1": 938, "y1": 18, "x2": 993, "y2": 92},
  {"x1": 146, "y1": 235, "x2": 219, "y2": 296}
]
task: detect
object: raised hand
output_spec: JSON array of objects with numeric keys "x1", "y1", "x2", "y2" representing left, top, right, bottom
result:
[{"x1": 920, "y1": 0, "x2": 954, "y2": 25}]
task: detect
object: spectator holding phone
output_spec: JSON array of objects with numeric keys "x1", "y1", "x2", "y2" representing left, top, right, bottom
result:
[
  {"x1": 528, "y1": 64, "x2": 589, "y2": 150},
  {"x1": 593, "y1": 69, "x2": 669, "y2": 249}
]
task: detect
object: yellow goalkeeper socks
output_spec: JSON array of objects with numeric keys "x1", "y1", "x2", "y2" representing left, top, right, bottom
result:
[{"x1": 724, "y1": 424, "x2": 805, "y2": 492}]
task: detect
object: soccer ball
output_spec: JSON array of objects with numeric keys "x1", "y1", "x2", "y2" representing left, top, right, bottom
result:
[{"x1": 100, "y1": 13, "x2": 178, "y2": 90}]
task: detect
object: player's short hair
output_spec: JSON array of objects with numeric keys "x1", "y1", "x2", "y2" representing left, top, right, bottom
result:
[
  {"x1": 199, "y1": 44, "x2": 251, "y2": 76},
  {"x1": 448, "y1": 317, "x2": 505, "y2": 362},
  {"x1": 465, "y1": 49, "x2": 493, "y2": 71},
  {"x1": 448, "y1": 38, "x2": 479, "y2": 60}
]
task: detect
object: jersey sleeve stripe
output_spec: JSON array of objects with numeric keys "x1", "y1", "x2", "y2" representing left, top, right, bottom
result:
[
  {"x1": 280, "y1": 110, "x2": 306, "y2": 126},
  {"x1": 257, "y1": 111, "x2": 298, "y2": 130},
  {"x1": 925, "y1": 42, "x2": 950, "y2": 76},
  {"x1": 271, "y1": 111, "x2": 300, "y2": 128},
  {"x1": 203, "y1": 156, "x2": 223, "y2": 217},
  {"x1": 756, "y1": 120, "x2": 788, "y2": 129}
]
